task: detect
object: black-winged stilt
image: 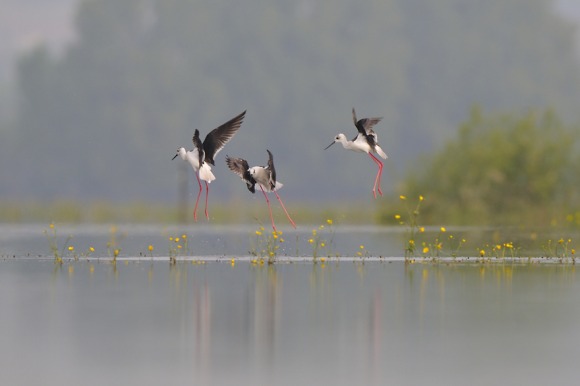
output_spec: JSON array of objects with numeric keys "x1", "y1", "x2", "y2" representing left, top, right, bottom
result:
[
  {"x1": 324, "y1": 108, "x2": 388, "y2": 198},
  {"x1": 225, "y1": 150, "x2": 296, "y2": 232},
  {"x1": 173, "y1": 110, "x2": 246, "y2": 221}
]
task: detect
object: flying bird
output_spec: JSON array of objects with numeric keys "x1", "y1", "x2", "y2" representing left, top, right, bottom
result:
[
  {"x1": 173, "y1": 110, "x2": 246, "y2": 221},
  {"x1": 226, "y1": 150, "x2": 296, "y2": 233},
  {"x1": 324, "y1": 108, "x2": 388, "y2": 198}
]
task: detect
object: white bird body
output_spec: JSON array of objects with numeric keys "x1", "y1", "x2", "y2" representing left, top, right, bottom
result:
[
  {"x1": 176, "y1": 147, "x2": 216, "y2": 183},
  {"x1": 226, "y1": 150, "x2": 295, "y2": 232},
  {"x1": 173, "y1": 110, "x2": 246, "y2": 220},
  {"x1": 325, "y1": 108, "x2": 388, "y2": 198},
  {"x1": 249, "y1": 166, "x2": 283, "y2": 192},
  {"x1": 334, "y1": 133, "x2": 388, "y2": 159}
]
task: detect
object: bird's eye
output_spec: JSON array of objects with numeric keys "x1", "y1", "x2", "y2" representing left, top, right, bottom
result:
[{"x1": 335, "y1": 136, "x2": 340, "y2": 140}]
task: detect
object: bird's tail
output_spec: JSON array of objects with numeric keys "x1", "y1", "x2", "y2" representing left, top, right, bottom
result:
[
  {"x1": 199, "y1": 163, "x2": 216, "y2": 183},
  {"x1": 375, "y1": 145, "x2": 388, "y2": 159},
  {"x1": 260, "y1": 181, "x2": 283, "y2": 192}
]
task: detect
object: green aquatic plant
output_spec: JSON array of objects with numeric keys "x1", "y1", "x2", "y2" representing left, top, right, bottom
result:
[
  {"x1": 395, "y1": 195, "x2": 425, "y2": 259},
  {"x1": 249, "y1": 226, "x2": 284, "y2": 263},
  {"x1": 542, "y1": 238, "x2": 575, "y2": 262},
  {"x1": 168, "y1": 235, "x2": 187, "y2": 264},
  {"x1": 356, "y1": 244, "x2": 369, "y2": 259},
  {"x1": 43, "y1": 223, "x2": 72, "y2": 264},
  {"x1": 307, "y1": 219, "x2": 337, "y2": 260}
]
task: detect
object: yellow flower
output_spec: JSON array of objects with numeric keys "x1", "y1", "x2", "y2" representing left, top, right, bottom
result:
[
  {"x1": 312, "y1": 229, "x2": 317, "y2": 236},
  {"x1": 49, "y1": 223, "x2": 55, "y2": 229},
  {"x1": 360, "y1": 245, "x2": 365, "y2": 249},
  {"x1": 148, "y1": 245, "x2": 154, "y2": 252},
  {"x1": 175, "y1": 237, "x2": 180, "y2": 243},
  {"x1": 255, "y1": 230, "x2": 262, "y2": 236},
  {"x1": 68, "y1": 246, "x2": 74, "y2": 252},
  {"x1": 273, "y1": 233, "x2": 278, "y2": 239},
  {"x1": 496, "y1": 244, "x2": 502, "y2": 250},
  {"x1": 181, "y1": 234, "x2": 187, "y2": 239},
  {"x1": 169, "y1": 237, "x2": 174, "y2": 241},
  {"x1": 572, "y1": 249, "x2": 576, "y2": 255},
  {"x1": 479, "y1": 249, "x2": 485, "y2": 257},
  {"x1": 436, "y1": 243, "x2": 442, "y2": 250},
  {"x1": 114, "y1": 249, "x2": 120, "y2": 258},
  {"x1": 399, "y1": 195, "x2": 407, "y2": 200},
  {"x1": 440, "y1": 227, "x2": 446, "y2": 233},
  {"x1": 419, "y1": 227, "x2": 425, "y2": 233},
  {"x1": 419, "y1": 195, "x2": 424, "y2": 201},
  {"x1": 89, "y1": 247, "x2": 95, "y2": 253},
  {"x1": 394, "y1": 214, "x2": 401, "y2": 220},
  {"x1": 308, "y1": 238, "x2": 314, "y2": 244},
  {"x1": 558, "y1": 238, "x2": 564, "y2": 244},
  {"x1": 320, "y1": 242, "x2": 326, "y2": 248},
  {"x1": 326, "y1": 219, "x2": 333, "y2": 225},
  {"x1": 280, "y1": 238, "x2": 285, "y2": 243},
  {"x1": 423, "y1": 247, "x2": 430, "y2": 254}
]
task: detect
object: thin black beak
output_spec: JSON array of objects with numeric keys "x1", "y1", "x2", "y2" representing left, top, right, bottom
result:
[
  {"x1": 324, "y1": 141, "x2": 336, "y2": 150},
  {"x1": 172, "y1": 153, "x2": 178, "y2": 160}
]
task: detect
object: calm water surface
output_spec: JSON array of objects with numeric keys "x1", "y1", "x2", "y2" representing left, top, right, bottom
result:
[
  {"x1": 2, "y1": 224, "x2": 580, "y2": 385},
  {"x1": 2, "y1": 259, "x2": 580, "y2": 385}
]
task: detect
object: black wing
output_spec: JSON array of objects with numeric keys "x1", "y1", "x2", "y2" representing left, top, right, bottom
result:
[
  {"x1": 225, "y1": 155, "x2": 256, "y2": 194},
  {"x1": 192, "y1": 129, "x2": 204, "y2": 166},
  {"x1": 352, "y1": 107, "x2": 382, "y2": 135},
  {"x1": 203, "y1": 110, "x2": 246, "y2": 165},
  {"x1": 266, "y1": 149, "x2": 276, "y2": 190}
]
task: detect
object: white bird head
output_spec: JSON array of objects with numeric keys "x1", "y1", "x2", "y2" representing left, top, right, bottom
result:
[
  {"x1": 172, "y1": 147, "x2": 187, "y2": 160},
  {"x1": 324, "y1": 133, "x2": 347, "y2": 150}
]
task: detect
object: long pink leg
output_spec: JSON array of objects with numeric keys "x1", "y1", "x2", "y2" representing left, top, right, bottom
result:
[
  {"x1": 204, "y1": 181, "x2": 210, "y2": 220},
  {"x1": 368, "y1": 153, "x2": 384, "y2": 198},
  {"x1": 260, "y1": 185, "x2": 278, "y2": 233},
  {"x1": 193, "y1": 172, "x2": 203, "y2": 221},
  {"x1": 273, "y1": 191, "x2": 296, "y2": 229}
]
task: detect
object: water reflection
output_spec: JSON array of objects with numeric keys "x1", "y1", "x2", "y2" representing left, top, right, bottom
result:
[{"x1": 2, "y1": 261, "x2": 580, "y2": 385}]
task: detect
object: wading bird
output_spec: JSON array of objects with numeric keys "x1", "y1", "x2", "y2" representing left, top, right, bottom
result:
[
  {"x1": 226, "y1": 150, "x2": 296, "y2": 233},
  {"x1": 173, "y1": 110, "x2": 246, "y2": 221},
  {"x1": 324, "y1": 108, "x2": 388, "y2": 198}
]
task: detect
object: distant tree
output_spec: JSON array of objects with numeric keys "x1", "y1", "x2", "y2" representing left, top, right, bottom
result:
[
  {"x1": 6, "y1": 0, "x2": 580, "y2": 204},
  {"x1": 391, "y1": 107, "x2": 580, "y2": 224}
]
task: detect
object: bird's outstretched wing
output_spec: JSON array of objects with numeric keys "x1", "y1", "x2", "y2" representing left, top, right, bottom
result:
[
  {"x1": 266, "y1": 149, "x2": 276, "y2": 190},
  {"x1": 352, "y1": 107, "x2": 382, "y2": 135},
  {"x1": 226, "y1": 155, "x2": 255, "y2": 193},
  {"x1": 192, "y1": 129, "x2": 204, "y2": 166},
  {"x1": 203, "y1": 110, "x2": 246, "y2": 165}
]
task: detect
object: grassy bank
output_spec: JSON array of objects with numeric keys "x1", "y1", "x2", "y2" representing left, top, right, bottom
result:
[{"x1": 0, "y1": 199, "x2": 380, "y2": 225}]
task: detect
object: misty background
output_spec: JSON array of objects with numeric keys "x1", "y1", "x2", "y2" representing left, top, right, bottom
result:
[{"x1": 2, "y1": 0, "x2": 580, "y2": 205}]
